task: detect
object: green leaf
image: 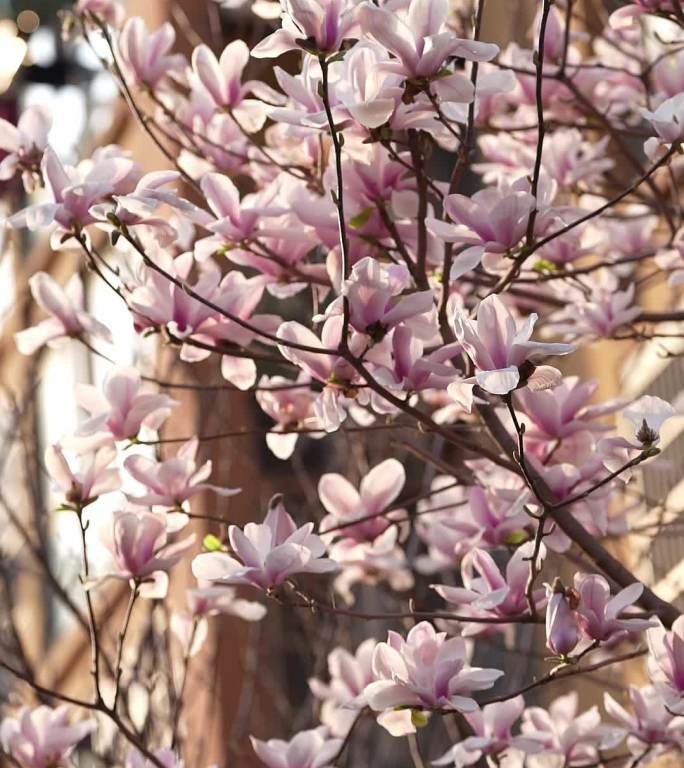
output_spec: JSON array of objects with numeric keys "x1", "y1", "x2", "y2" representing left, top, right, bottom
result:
[
  {"x1": 203, "y1": 534, "x2": 225, "y2": 552},
  {"x1": 349, "y1": 207, "x2": 374, "y2": 230}
]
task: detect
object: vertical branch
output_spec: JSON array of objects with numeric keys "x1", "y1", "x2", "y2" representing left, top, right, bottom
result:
[
  {"x1": 76, "y1": 505, "x2": 104, "y2": 704},
  {"x1": 112, "y1": 583, "x2": 140, "y2": 710},
  {"x1": 524, "y1": 0, "x2": 553, "y2": 247},
  {"x1": 319, "y1": 55, "x2": 352, "y2": 352},
  {"x1": 438, "y1": 0, "x2": 486, "y2": 344}
]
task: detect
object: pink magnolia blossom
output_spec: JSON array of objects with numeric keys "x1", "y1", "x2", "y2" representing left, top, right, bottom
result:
[
  {"x1": 416, "y1": 481, "x2": 530, "y2": 571},
  {"x1": 191, "y1": 495, "x2": 338, "y2": 590},
  {"x1": 250, "y1": 727, "x2": 343, "y2": 768},
  {"x1": 610, "y1": 1, "x2": 675, "y2": 29},
  {"x1": 545, "y1": 579, "x2": 581, "y2": 658},
  {"x1": 449, "y1": 294, "x2": 574, "y2": 408},
  {"x1": 322, "y1": 257, "x2": 434, "y2": 342},
  {"x1": 255, "y1": 374, "x2": 322, "y2": 460},
  {"x1": 0, "y1": 706, "x2": 96, "y2": 768},
  {"x1": 604, "y1": 685, "x2": 684, "y2": 757},
  {"x1": 432, "y1": 543, "x2": 546, "y2": 632},
  {"x1": 363, "y1": 622, "x2": 503, "y2": 736},
  {"x1": 75, "y1": 367, "x2": 178, "y2": 443},
  {"x1": 0, "y1": 105, "x2": 51, "y2": 191},
  {"x1": 427, "y1": 185, "x2": 536, "y2": 279},
  {"x1": 521, "y1": 692, "x2": 623, "y2": 766},
  {"x1": 515, "y1": 376, "x2": 624, "y2": 443},
  {"x1": 641, "y1": 93, "x2": 684, "y2": 151},
  {"x1": 309, "y1": 639, "x2": 376, "y2": 736},
  {"x1": 433, "y1": 697, "x2": 543, "y2": 767},
  {"x1": 91, "y1": 170, "x2": 183, "y2": 246},
  {"x1": 318, "y1": 458, "x2": 405, "y2": 542},
  {"x1": 357, "y1": 0, "x2": 498, "y2": 80},
  {"x1": 5, "y1": 145, "x2": 139, "y2": 238},
  {"x1": 251, "y1": 0, "x2": 358, "y2": 58},
  {"x1": 45, "y1": 443, "x2": 120, "y2": 507},
  {"x1": 328, "y1": 526, "x2": 413, "y2": 604},
  {"x1": 74, "y1": 0, "x2": 125, "y2": 26},
  {"x1": 96, "y1": 510, "x2": 195, "y2": 598},
  {"x1": 191, "y1": 42, "x2": 281, "y2": 131},
  {"x1": 14, "y1": 272, "x2": 112, "y2": 355},
  {"x1": 277, "y1": 317, "x2": 364, "y2": 432},
  {"x1": 117, "y1": 18, "x2": 185, "y2": 88},
  {"x1": 332, "y1": 42, "x2": 404, "y2": 129},
  {"x1": 549, "y1": 272, "x2": 641, "y2": 339},
  {"x1": 646, "y1": 615, "x2": 684, "y2": 714},
  {"x1": 574, "y1": 574, "x2": 654, "y2": 643},
  {"x1": 124, "y1": 437, "x2": 240, "y2": 510},
  {"x1": 171, "y1": 584, "x2": 267, "y2": 657}
]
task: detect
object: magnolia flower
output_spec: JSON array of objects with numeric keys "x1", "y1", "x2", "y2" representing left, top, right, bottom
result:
[
  {"x1": 545, "y1": 578, "x2": 581, "y2": 658},
  {"x1": 516, "y1": 377, "x2": 624, "y2": 443},
  {"x1": 277, "y1": 317, "x2": 364, "y2": 432},
  {"x1": 75, "y1": 367, "x2": 178, "y2": 443},
  {"x1": 117, "y1": 18, "x2": 185, "y2": 87},
  {"x1": 250, "y1": 727, "x2": 343, "y2": 768},
  {"x1": 522, "y1": 692, "x2": 623, "y2": 766},
  {"x1": 0, "y1": 105, "x2": 51, "y2": 191},
  {"x1": 574, "y1": 574, "x2": 654, "y2": 643},
  {"x1": 91, "y1": 170, "x2": 183, "y2": 245},
  {"x1": 641, "y1": 93, "x2": 684, "y2": 144},
  {"x1": 0, "y1": 705, "x2": 96, "y2": 768},
  {"x1": 171, "y1": 584, "x2": 267, "y2": 657},
  {"x1": 646, "y1": 615, "x2": 684, "y2": 714},
  {"x1": 550, "y1": 275, "x2": 641, "y2": 340},
  {"x1": 605, "y1": 685, "x2": 684, "y2": 757},
  {"x1": 363, "y1": 622, "x2": 503, "y2": 736},
  {"x1": 449, "y1": 294, "x2": 574, "y2": 409},
  {"x1": 124, "y1": 437, "x2": 240, "y2": 510},
  {"x1": 610, "y1": 1, "x2": 675, "y2": 29},
  {"x1": 427, "y1": 186, "x2": 536, "y2": 279},
  {"x1": 191, "y1": 42, "x2": 281, "y2": 131},
  {"x1": 251, "y1": 0, "x2": 358, "y2": 58},
  {"x1": 15, "y1": 272, "x2": 112, "y2": 355},
  {"x1": 191, "y1": 495, "x2": 338, "y2": 590},
  {"x1": 45, "y1": 443, "x2": 120, "y2": 507},
  {"x1": 432, "y1": 543, "x2": 546, "y2": 632},
  {"x1": 96, "y1": 510, "x2": 195, "y2": 598},
  {"x1": 327, "y1": 257, "x2": 434, "y2": 342},
  {"x1": 416, "y1": 481, "x2": 530, "y2": 572},
  {"x1": 255, "y1": 374, "x2": 322, "y2": 460},
  {"x1": 318, "y1": 458, "x2": 406, "y2": 542},
  {"x1": 309, "y1": 640, "x2": 376, "y2": 736},
  {"x1": 74, "y1": 0, "x2": 125, "y2": 26},
  {"x1": 333, "y1": 42, "x2": 404, "y2": 129},
  {"x1": 5, "y1": 145, "x2": 139, "y2": 237},
  {"x1": 434, "y1": 697, "x2": 543, "y2": 767},
  {"x1": 328, "y1": 526, "x2": 413, "y2": 604},
  {"x1": 624, "y1": 395, "x2": 676, "y2": 447},
  {"x1": 357, "y1": 0, "x2": 498, "y2": 79}
]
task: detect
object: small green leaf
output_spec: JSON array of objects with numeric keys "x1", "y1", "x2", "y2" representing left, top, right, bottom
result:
[
  {"x1": 411, "y1": 710, "x2": 430, "y2": 728},
  {"x1": 350, "y1": 207, "x2": 374, "y2": 230},
  {"x1": 505, "y1": 530, "x2": 530, "y2": 546},
  {"x1": 533, "y1": 259, "x2": 558, "y2": 273},
  {"x1": 203, "y1": 534, "x2": 225, "y2": 552}
]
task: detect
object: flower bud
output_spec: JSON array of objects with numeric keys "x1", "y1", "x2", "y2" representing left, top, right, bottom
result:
[{"x1": 545, "y1": 578, "x2": 581, "y2": 657}]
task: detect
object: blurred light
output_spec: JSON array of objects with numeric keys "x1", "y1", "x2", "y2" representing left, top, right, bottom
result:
[
  {"x1": 0, "y1": 20, "x2": 27, "y2": 94},
  {"x1": 27, "y1": 27, "x2": 56, "y2": 67},
  {"x1": 17, "y1": 10, "x2": 40, "y2": 34}
]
